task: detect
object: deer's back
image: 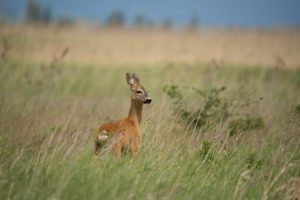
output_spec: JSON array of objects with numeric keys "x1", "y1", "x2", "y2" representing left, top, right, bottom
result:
[{"x1": 98, "y1": 118, "x2": 140, "y2": 137}]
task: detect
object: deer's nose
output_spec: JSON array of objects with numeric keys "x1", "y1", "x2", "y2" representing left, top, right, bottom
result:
[{"x1": 144, "y1": 98, "x2": 152, "y2": 104}]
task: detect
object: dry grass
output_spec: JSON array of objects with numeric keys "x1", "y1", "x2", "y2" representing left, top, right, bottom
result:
[
  {"x1": 1, "y1": 24, "x2": 300, "y2": 68},
  {"x1": 0, "y1": 25, "x2": 300, "y2": 199}
]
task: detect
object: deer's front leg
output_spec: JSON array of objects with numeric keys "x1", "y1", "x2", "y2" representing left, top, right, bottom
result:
[{"x1": 129, "y1": 138, "x2": 139, "y2": 159}]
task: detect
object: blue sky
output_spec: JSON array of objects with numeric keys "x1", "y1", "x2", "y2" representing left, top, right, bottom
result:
[{"x1": 1, "y1": 0, "x2": 300, "y2": 27}]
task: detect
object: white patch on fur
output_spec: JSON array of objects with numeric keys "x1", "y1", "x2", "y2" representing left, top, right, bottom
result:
[{"x1": 98, "y1": 135, "x2": 108, "y2": 141}]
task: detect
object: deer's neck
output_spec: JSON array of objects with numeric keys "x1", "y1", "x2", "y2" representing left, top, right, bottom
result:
[{"x1": 128, "y1": 99, "x2": 143, "y2": 125}]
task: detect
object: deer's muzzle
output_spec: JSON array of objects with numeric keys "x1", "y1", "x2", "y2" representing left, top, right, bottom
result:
[{"x1": 144, "y1": 98, "x2": 152, "y2": 104}]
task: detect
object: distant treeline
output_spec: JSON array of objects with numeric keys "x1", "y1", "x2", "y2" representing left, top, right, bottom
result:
[{"x1": 25, "y1": 0, "x2": 199, "y2": 30}]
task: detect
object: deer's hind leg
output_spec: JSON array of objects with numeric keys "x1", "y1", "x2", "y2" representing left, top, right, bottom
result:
[
  {"x1": 95, "y1": 141, "x2": 101, "y2": 155},
  {"x1": 112, "y1": 142, "x2": 122, "y2": 159}
]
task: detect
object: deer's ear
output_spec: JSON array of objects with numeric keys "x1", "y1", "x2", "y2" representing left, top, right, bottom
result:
[
  {"x1": 126, "y1": 73, "x2": 139, "y2": 85},
  {"x1": 132, "y1": 73, "x2": 140, "y2": 83},
  {"x1": 126, "y1": 73, "x2": 135, "y2": 85}
]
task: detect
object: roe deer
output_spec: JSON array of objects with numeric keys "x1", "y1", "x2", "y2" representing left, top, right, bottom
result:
[{"x1": 95, "y1": 73, "x2": 152, "y2": 158}]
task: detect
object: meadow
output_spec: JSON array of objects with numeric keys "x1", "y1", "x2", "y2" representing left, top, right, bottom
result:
[{"x1": 0, "y1": 25, "x2": 300, "y2": 200}]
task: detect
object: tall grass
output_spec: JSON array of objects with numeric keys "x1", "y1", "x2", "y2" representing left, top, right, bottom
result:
[
  {"x1": 1, "y1": 25, "x2": 300, "y2": 67},
  {"x1": 0, "y1": 58, "x2": 299, "y2": 199}
]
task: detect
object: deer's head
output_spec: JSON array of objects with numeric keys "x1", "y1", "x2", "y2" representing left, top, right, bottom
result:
[{"x1": 126, "y1": 73, "x2": 152, "y2": 104}]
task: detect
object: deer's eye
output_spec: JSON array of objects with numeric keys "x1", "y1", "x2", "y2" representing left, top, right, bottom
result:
[{"x1": 136, "y1": 91, "x2": 142, "y2": 94}]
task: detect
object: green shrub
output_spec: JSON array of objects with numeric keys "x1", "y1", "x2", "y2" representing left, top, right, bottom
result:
[
  {"x1": 228, "y1": 117, "x2": 264, "y2": 136},
  {"x1": 163, "y1": 85, "x2": 229, "y2": 130},
  {"x1": 163, "y1": 85, "x2": 182, "y2": 103}
]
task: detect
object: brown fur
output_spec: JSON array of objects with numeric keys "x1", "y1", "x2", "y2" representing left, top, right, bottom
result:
[{"x1": 95, "y1": 73, "x2": 151, "y2": 159}]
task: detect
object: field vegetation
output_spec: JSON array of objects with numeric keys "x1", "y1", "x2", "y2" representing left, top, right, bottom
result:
[{"x1": 0, "y1": 25, "x2": 300, "y2": 199}]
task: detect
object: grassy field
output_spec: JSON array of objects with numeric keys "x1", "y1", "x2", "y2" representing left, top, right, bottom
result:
[
  {"x1": 1, "y1": 25, "x2": 300, "y2": 67},
  {"x1": 0, "y1": 26, "x2": 300, "y2": 200}
]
